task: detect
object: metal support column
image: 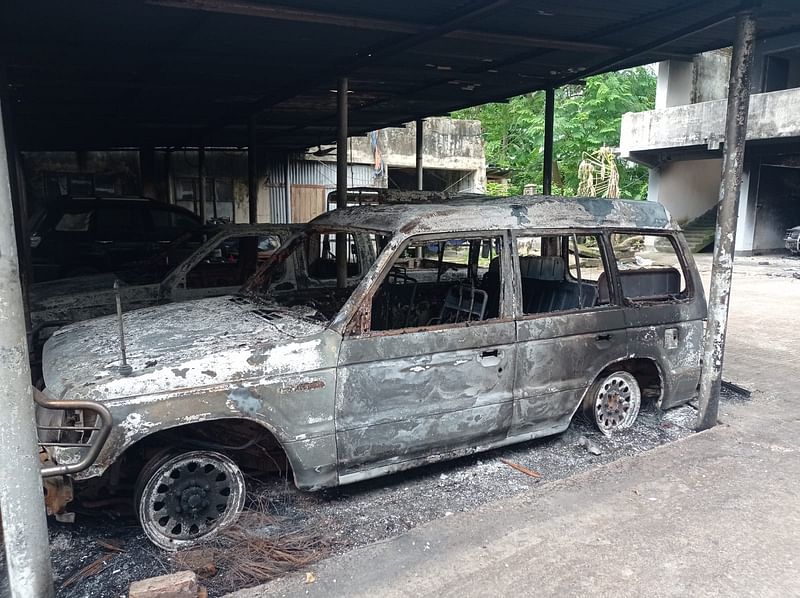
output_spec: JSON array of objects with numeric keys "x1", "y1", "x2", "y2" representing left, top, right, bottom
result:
[
  {"x1": 198, "y1": 146, "x2": 207, "y2": 224},
  {"x1": 696, "y1": 13, "x2": 757, "y2": 431},
  {"x1": 542, "y1": 87, "x2": 555, "y2": 195},
  {"x1": 284, "y1": 153, "x2": 291, "y2": 223},
  {"x1": 335, "y1": 77, "x2": 348, "y2": 289},
  {"x1": 415, "y1": 118, "x2": 424, "y2": 259},
  {"x1": 248, "y1": 116, "x2": 258, "y2": 223},
  {"x1": 415, "y1": 118, "x2": 424, "y2": 191},
  {"x1": 165, "y1": 149, "x2": 176, "y2": 205},
  {"x1": 0, "y1": 99, "x2": 55, "y2": 598},
  {"x1": 139, "y1": 146, "x2": 156, "y2": 199}
]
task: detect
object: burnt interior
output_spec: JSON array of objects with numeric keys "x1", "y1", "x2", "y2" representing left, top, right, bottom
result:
[{"x1": 371, "y1": 236, "x2": 502, "y2": 331}]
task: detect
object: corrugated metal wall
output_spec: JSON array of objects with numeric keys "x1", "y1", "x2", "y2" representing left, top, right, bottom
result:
[{"x1": 264, "y1": 158, "x2": 379, "y2": 223}]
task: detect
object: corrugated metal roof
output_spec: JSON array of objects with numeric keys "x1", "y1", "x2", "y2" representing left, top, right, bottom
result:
[{"x1": 4, "y1": 0, "x2": 799, "y2": 150}]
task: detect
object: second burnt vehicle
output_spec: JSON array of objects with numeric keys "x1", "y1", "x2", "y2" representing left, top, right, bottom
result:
[
  {"x1": 30, "y1": 223, "x2": 295, "y2": 333},
  {"x1": 35, "y1": 195, "x2": 706, "y2": 550}
]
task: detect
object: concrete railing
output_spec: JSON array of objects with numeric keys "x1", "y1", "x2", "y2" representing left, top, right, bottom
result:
[{"x1": 620, "y1": 87, "x2": 800, "y2": 155}]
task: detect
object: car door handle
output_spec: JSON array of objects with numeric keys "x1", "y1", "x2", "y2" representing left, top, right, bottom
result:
[
  {"x1": 478, "y1": 349, "x2": 502, "y2": 367},
  {"x1": 595, "y1": 334, "x2": 612, "y2": 341}
]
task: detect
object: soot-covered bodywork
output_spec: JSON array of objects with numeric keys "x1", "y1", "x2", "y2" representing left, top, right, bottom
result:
[{"x1": 37, "y1": 195, "x2": 706, "y2": 504}]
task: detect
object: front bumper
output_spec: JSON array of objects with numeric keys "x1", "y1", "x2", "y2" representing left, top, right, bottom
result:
[
  {"x1": 785, "y1": 235, "x2": 800, "y2": 253},
  {"x1": 34, "y1": 387, "x2": 113, "y2": 478}
]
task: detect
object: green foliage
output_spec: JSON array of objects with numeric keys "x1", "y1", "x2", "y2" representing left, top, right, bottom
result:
[{"x1": 453, "y1": 67, "x2": 656, "y2": 199}]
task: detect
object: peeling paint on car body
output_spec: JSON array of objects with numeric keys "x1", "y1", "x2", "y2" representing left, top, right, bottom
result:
[{"x1": 38, "y1": 194, "x2": 706, "y2": 497}]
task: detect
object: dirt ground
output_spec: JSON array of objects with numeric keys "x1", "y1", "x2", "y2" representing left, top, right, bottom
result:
[
  {"x1": 0, "y1": 389, "x2": 746, "y2": 598},
  {"x1": 2, "y1": 253, "x2": 796, "y2": 598}
]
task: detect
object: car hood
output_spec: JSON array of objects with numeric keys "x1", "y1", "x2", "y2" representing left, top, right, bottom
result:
[
  {"x1": 31, "y1": 273, "x2": 120, "y2": 307},
  {"x1": 788, "y1": 226, "x2": 800, "y2": 233},
  {"x1": 42, "y1": 295, "x2": 328, "y2": 402}
]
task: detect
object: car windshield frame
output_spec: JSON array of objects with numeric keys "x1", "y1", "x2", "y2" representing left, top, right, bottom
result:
[{"x1": 240, "y1": 224, "x2": 392, "y2": 300}]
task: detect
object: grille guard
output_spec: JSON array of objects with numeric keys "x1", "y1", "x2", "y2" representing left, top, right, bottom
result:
[{"x1": 34, "y1": 387, "x2": 113, "y2": 478}]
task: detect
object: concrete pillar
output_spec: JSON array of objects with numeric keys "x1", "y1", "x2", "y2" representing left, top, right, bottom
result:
[
  {"x1": 0, "y1": 98, "x2": 55, "y2": 598},
  {"x1": 696, "y1": 13, "x2": 757, "y2": 431},
  {"x1": 734, "y1": 163, "x2": 759, "y2": 254},
  {"x1": 655, "y1": 60, "x2": 694, "y2": 108}
]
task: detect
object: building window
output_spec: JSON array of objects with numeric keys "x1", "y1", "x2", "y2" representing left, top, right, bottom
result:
[
  {"x1": 44, "y1": 172, "x2": 120, "y2": 198},
  {"x1": 175, "y1": 177, "x2": 235, "y2": 223}
]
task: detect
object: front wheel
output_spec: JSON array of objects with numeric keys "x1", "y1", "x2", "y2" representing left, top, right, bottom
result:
[
  {"x1": 585, "y1": 371, "x2": 642, "y2": 436},
  {"x1": 135, "y1": 450, "x2": 246, "y2": 551}
]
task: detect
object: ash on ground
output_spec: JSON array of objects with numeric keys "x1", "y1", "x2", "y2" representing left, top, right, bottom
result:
[{"x1": 0, "y1": 390, "x2": 748, "y2": 598}]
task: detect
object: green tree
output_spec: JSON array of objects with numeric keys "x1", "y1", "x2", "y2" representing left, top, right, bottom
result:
[{"x1": 453, "y1": 67, "x2": 656, "y2": 199}]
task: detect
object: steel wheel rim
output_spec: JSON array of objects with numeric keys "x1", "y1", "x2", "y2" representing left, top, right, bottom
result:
[
  {"x1": 594, "y1": 372, "x2": 641, "y2": 435},
  {"x1": 138, "y1": 451, "x2": 245, "y2": 551}
]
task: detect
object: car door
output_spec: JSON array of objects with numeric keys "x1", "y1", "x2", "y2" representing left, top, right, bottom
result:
[
  {"x1": 608, "y1": 231, "x2": 706, "y2": 409},
  {"x1": 335, "y1": 232, "x2": 516, "y2": 481},
  {"x1": 510, "y1": 231, "x2": 630, "y2": 437},
  {"x1": 93, "y1": 204, "x2": 149, "y2": 269}
]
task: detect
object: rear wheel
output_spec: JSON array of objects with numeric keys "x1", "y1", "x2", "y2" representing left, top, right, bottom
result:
[
  {"x1": 586, "y1": 371, "x2": 641, "y2": 436},
  {"x1": 135, "y1": 450, "x2": 246, "y2": 551}
]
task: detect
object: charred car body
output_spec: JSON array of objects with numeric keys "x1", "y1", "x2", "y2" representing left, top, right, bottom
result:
[{"x1": 36, "y1": 195, "x2": 706, "y2": 550}]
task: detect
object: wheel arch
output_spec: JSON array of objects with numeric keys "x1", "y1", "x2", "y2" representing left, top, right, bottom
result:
[
  {"x1": 575, "y1": 355, "x2": 666, "y2": 417},
  {"x1": 106, "y1": 415, "x2": 300, "y2": 488}
]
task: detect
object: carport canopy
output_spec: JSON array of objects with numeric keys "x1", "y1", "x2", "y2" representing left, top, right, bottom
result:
[{"x1": 3, "y1": 0, "x2": 800, "y2": 151}]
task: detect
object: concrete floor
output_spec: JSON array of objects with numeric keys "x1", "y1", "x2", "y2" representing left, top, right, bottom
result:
[{"x1": 229, "y1": 254, "x2": 800, "y2": 598}]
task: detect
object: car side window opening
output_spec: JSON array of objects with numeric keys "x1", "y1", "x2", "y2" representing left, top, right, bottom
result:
[
  {"x1": 243, "y1": 229, "x2": 380, "y2": 324},
  {"x1": 53, "y1": 211, "x2": 93, "y2": 233},
  {"x1": 369, "y1": 234, "x2": 504, "y2": 332},
  {"x1": 517, "y1": 233, "x2": 609, "y2": 315},
  {"x1": 306, "y1": 232, "x2": 361, "y2": 280},
  {"x1": 186, "y1": 236, "x2": 264, "y2": 289},
  {"x1": 610, "y1": 233, "x2": 689, "y2": 302}
]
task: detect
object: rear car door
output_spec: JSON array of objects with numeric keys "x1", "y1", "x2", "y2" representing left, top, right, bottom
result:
[
  {"x1": 608, "y1": 231, "x2": 706, "y2": 409},
  {"x1": 335, "y1": 232, "x2": 516, "y2": 481},
  {"x1": 510, "y1": 231, "x2": 629, "y2": 437}
]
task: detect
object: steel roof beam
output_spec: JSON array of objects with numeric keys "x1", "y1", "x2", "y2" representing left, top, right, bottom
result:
[{"x1": 148, "y1": 0, "x2": 624, "y2": 53}]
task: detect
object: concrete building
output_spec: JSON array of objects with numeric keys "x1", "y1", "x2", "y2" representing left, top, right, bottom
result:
[
  {"x1": 20, "y1": 118, "x2": 486, "y2": 225},
  {"x1": 620, "y1": 33, "x2": 800, "y2": 254}
]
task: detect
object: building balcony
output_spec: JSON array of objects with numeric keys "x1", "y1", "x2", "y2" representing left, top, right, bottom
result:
[{"x1": 620, "y1": 87, "x2": 800, "y2": 165}]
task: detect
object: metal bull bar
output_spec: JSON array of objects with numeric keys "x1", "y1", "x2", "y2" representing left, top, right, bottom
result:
[{"x1": 33, "y1": 387, "x2": 113, "y2": 477}]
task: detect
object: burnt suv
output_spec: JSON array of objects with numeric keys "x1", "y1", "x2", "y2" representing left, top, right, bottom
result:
[
  {"x1": 35, "y1": 195, "x2": 706, "y2": 550},
  {"x1": 30, "y1": 197, "x2": 203, "y2": 281}
]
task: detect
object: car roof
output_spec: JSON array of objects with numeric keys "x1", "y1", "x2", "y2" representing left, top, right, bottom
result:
[
  {"x1": 209, "y1": 223, "x2": 301, "y2": 236},
  {"x1": 310, "y1": 194, "x2": 676, "y2": 235},
  {"x1": 51, "y1": 197, "x2": 199, "y2": 215}
]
